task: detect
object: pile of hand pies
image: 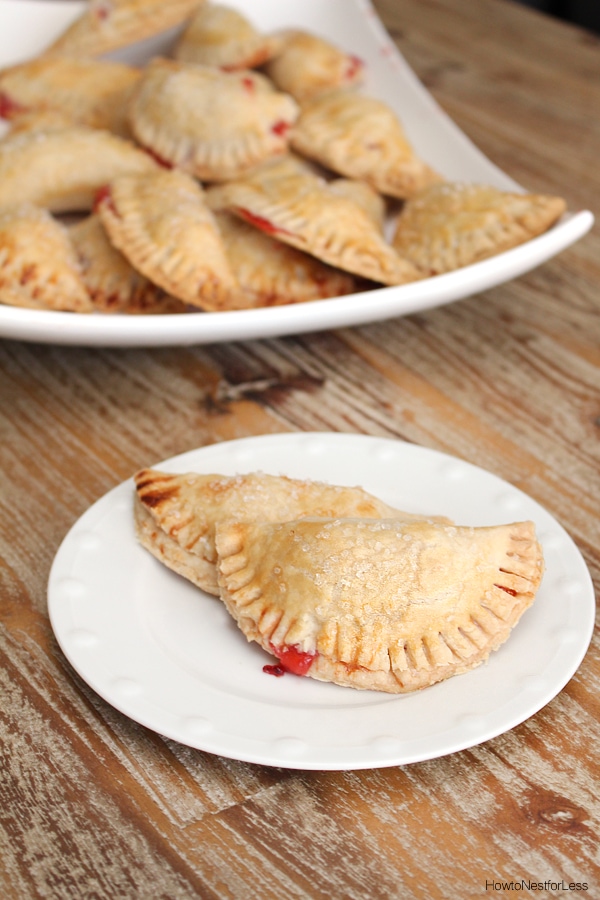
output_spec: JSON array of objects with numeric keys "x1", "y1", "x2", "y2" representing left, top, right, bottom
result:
[{"x1": 0, "y1": 0, "x2": 566, "y2": 314}]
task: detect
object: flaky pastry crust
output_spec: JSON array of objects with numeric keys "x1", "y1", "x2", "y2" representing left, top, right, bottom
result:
[
  {"x1": 392, "y1": 182, "x2": 567, "y2": 274},
  {"x1": 95, "y1": 169, "x2": 235, "y2": 309},
  {"x1": 207, "y1": 156, "x2": 421, "y2": 285},
  {"x1": 0, "y1": 125, "x2": 158, "y2": 213},
  {"x1": 43, "y1": 0, "x2": 206, "y2": 59},
  {"x1": 133, "y1": 469, "x2": 441, "y2": 596},
  {"x1": 0, "y1": 204, "x2": 92, "y2": 311},
  {"x1": 0, "y1": 57, "x2": 140, "y2": 136},
  {"x1": 174, "y1": 3, "x2": 283, "y2": 70},
  {"x1": 211, "y1": 210, "x2": 358, "y2": 308},
  {"x1": 291, "y1": 90, "x2": 440, "y2": 199},
  {"x1": 69, "y1": 215, "x2": 187, "y2": 314},
  {"x1": 128, "y1": 58, "x2": 299, "y2": 181},
  {"x1": 265, "y1": 30, "x2": 364, "y2": 102},
  {"x1": 216, "y1": 517, "x2": 544, "y2": 693}
]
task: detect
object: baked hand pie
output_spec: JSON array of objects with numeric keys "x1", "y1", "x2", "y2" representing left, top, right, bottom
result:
[
  {"x1": 207, "y1": 156, "x2": 421, "y2": 285},
  {"x1": 174, "y1": 2, "x2": 283, "y2": 70},
  {"x1": 43, "y1": 0, "x2": 205, "y2": 59},
  {"x1": 392, "y1": 182, "x2": 567, "y2": 275},
  {"x1": 127, "y1": 58, "x2": 299, "y2": 181},
  {"x1": 0, "y1": 125, "x2": 158, "y2": 213},
  {"x1": 0, "y1": 57, "x2": 141, "y2": 136},
  {"x1": 0, "y1": 204, "x2": 92, "y2": 312},
  {"x1": 264, "y1": 30, "x2": 364, "y2": 102},
  {"x1": 216, "y1": 516, "x2": 544, "y2": 693},
  {"x1": 69, "y1": 215, "x2": 188, "y2": 314},
  {"x1": 291, "y1": 90, "x2": 440, "y2": 199},
  {"x1": 133, "y1": 469, "x2": 443, "y2": 597},
  {"x1": 95, "y1": 168, "x2": 235, "y2": 309},
  {"x1": 210, "y1": 209, "x2": 358, "y2": 307}
]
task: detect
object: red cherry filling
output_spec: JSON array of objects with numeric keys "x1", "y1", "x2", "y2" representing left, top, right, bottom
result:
[
  {"x1": 266, "y1": 643, "x2": 317, "y2": 676},
  {"x1": 234, "y1": 207, "x2": 295, "y2": 239},
  {"x1": 93, "y1": 1, "x2": 112, "y2": 22},
  {"x1": 0, "y1": 92, "x2": 26, "y2": 119},
  {"x1": 494, "y1": 584, "x2": 518, "y2": 596},
  {"x1": 263, "y1": 663, "x2": 286, "y2": 677},
  {"x1": 94, "y1": 184, "x2": 119, "y2": 217},
  {"x1": 344, "y1": 54, "x2": 364, "y2": 81},
  {"x1": 271, "y1": 120, "x2": 290, "y2": 138}
]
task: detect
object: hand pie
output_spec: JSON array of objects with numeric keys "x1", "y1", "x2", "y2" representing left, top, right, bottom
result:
[
  {"x1": 128, "y1": 58, "x2": 299, "y2": 181},
  {"x1": 0, "y1": 204, "x2": 92, "y2": 312},
  {"x1": 208, "y1": 156, "x2": 421, "y2": 285},
  {"x1": 392, "y1": 182, "x2": 567, "y2": 275},
  {"x1": 0, "y1": 57, "x2": 141, "y2": 136},
  {"x1": 174, "y1": 2, "x2": 283, "y2": 70},
  {"x1": 69, "y1": 215, "x2": 188, "y2": 314},
  {"x1": 264, "y1": 30, "x2": 364, "y2": 102},
  {"x1": 291, "y1": 90, "x2": 440, "y2": 199},
  {"x1": 43, "y1": 0, "x2": 206, "y2": 59},
  {"x1": 0, "y1": 125, "x2": 158, "y2": 213},
  {"x1": 216, "y1": 517, "x2": 544, "y2": 693},
  {"x1": 95, "y1": 168, "x2": 235, "y2": 309},
  {"x1": 133, "y1": 469, "x2": 440, "y2": 596},
  {"x1": 210, "y1": 209, "x2": 358, "y2": 308}
]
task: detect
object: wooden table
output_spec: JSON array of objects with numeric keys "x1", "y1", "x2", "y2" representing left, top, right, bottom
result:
[{"x1": 1, "y1": 0, "x2": 599, "y2": 896}]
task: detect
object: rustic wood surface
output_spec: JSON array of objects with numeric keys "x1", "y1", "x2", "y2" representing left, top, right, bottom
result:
[{"x1": 1, "y1": 0, "x2": 599, "y2": 897}]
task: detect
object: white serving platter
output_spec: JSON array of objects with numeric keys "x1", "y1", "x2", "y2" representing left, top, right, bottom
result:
[{"x1": 0, "y1": 0, "x2": 593, "y2": 346}]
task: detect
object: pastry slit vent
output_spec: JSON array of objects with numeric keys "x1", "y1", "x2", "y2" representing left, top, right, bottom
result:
[
  {"x1": 457, "y1": 627, "x2": 480, "y2": 651},
  {"x1": 438, "y1": 632, "x2": 464, "y2": 661},
  {"x1": 184, "y1": 531, "x2": 208, "y2": 551},
  {"x1": 421, "y1": 638, "x2": 434, "y2": 667},
  {"x1": 403, "y1": 641, "x2": 417, "y2": 670},
  {"x1": 470, "y1": 615, "x2": 489, "y2": 636},
  {"x1": 481, "y1": 600, "x2": 508, "y2": 621},
  {"x1": 259, "y1": 609, "x2": 284, "y2": 642}
]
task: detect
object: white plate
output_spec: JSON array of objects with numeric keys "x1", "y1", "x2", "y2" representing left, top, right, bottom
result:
[
  {"x1": 48, "y1": 433, "x2": 595, "y2": 770},
  {"x1": 0, "y1": 0, "x2": 594, "y2": 347}
]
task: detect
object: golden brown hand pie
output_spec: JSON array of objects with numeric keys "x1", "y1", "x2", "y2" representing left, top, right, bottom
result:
[
  {"x1": 174, "y1": 2, "x2": 283, "y2": 70},
  {"x1": 0, "y1": 125, "x2": 158, "y2": 213},
  {"x1": 133, "y1": 469, "x2": 441, "y2": 596},
  {"x1": 128, "y1": 58, "x2": 299, "y2": 181},
  {"x1": 211, "y1": 209, "x2": 358, "y2": 308},
  {"x1": 216, "y1": 517, "x2": 544, "y2": 693},
  {"x1": 392, "y1": 182, "x2": 567, "y2": 275},
  {"x1": 0, "y1": 204, "x2": 92, "y2": 312},
  {"x1": 0, "y1": 57, "x2": 140, "y2": 136},
  {"x1": 264, "y1": 30, "x2": 364, "y2": 102},
  {"x1": 291, "y1": 90, "x2": 440, "y2": 199},
  {"x1": 208, "y1": 156, "x2": 421, "y2": 285},
  {"x1": 95, "y1": 168, "x2": 235, "y2": 309},
  {"x1": 69, "y1": 215, "x2": 188, "y2": 314},
  {"x1": 43, "y1": 0, "x2": 206, "y2": 59}
]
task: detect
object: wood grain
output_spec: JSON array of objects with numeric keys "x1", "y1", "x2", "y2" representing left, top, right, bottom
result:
[{"x1": 1, "y1": 0, "x2": 599, "y2": 897}]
